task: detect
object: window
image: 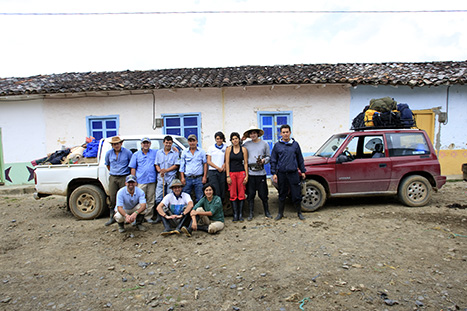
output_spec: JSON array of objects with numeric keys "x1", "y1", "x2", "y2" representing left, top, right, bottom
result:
[
  {"x1": 258, "y1": 111, "x2": 292, "y2": 175},
  {"x1": 162, "y1": 113, "x2": 201, "y2": 141},
  {"x1": 86, "y1": 115, "x2": 119, "y2": 141},
  {"x1": 345, "y1": 135, "x2": 385, "y2": 159},
  {"x1": 386, "y1": 133, "x2": 430, "y2": 157}
]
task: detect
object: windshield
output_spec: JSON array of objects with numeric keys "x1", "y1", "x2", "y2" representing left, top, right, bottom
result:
[
  {"x1": 177, "y1": 137, "x2": 190, "y2": 149},
  {"x1": 314, "y1": 134, "x2": 348, "y2": 158}
]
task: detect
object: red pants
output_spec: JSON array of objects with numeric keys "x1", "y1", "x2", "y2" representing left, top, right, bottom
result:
[{"x1": 229, "y1": 171, "x2": 246, "y2": 201}]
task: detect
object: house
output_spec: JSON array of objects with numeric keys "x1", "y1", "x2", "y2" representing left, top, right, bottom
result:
[{"x1": 1, "y1": 61, "x2": 466, "y2": 185}]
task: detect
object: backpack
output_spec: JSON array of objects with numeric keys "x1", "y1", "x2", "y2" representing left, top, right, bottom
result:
[
  {"x1": 397, "y1": 103, "x2": 415, "y2": 127},
  {"x1": 351, "y1": 105, "x2": 369, "y2": 129},
  {"x1": 364, "y1": 109, "x2": 379, "y2": 127},
  {"x1": 369, "y1": 97, "x2": 397, "y2": 113},
  {"x1": 373, "y1": 110, "x2": 401, "y2": 127}
]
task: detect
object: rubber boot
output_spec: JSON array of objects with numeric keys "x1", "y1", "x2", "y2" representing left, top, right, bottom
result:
[
  {"x1": 135, "y1": 214, "x2": 147, "y2": 231},
  {"x1": 231, "y1": 200, "x2": 239, "y2": 222},
  {"x1": 238, "y1": 200, "x2": 244, "y2": 222},
  {"x1": 275, "y1": 200, "x2": 285, "y2": 220},
  {"x1": 247, "y1": 201, "x2": 254, "y2": 221},
  {"x1": 153, "y1": 210, "x2": 162, "y2": 224},
  {"x1": 105, "y1": 209, "x2": 116, "y2": 226},
  {"x1": 118, "y1": 222, "x2": 125, "y2": 233},
  {"x1": 296, "y1": 202, "x2": 305, "y2": 220},
  {"x1": 263, "y1": 201, "x2": 272, "y2": 219}
]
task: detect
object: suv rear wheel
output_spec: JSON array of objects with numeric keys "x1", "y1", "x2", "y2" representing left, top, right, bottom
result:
[
  {"x1": 398, "y1": 175, "x2": 432, "y2": 207},
  {"x1": 301, "y1": 180, "x2": 326, "y2": 212}
]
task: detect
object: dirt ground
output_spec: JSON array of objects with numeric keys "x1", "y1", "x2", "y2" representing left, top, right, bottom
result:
[{"x1": 0, "y1": 182, "x2": 466, "y2": 311}]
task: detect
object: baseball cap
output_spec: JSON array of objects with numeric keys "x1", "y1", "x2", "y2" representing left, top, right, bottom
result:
[
  {"x1": 141, "y1": 137, "x2": 151, "y2": 143},
  {"x1": 187, "y1": 134, "x2": 197, "y2": 141},
  {"x1": 126, "y1": 175, "x2": 137, "y2": 183}
]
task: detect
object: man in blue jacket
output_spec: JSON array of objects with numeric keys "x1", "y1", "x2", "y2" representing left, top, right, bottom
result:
[{"x1": 270, "y1": 124, "x2": 306, "y2": 220}]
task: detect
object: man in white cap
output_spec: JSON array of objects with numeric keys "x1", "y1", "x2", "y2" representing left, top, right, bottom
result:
[
  {"x1": 156, "y1": 179, "x2": 194, "y2": 237},
  {"x1": 114, "y1": 175, "x2": 147, "y2": 233},
  {"x1": 129, "y1": 137, "x2": 158, "y2": 224},
  {"x1": 242, "y1": 126, "x2": 272, "y2": 220},
  {"x1": 104, "y1": 136, "x2": 133, "y2": 226}
]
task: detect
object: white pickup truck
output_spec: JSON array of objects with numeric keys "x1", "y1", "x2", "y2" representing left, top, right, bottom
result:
[{"x1": 34, "y1": 135, "x2": 189, "y2": 220}]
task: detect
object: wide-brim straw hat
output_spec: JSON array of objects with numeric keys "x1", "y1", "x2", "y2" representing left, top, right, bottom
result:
[
  {"x1": 169, "y1": 179, "x2": 184, "y2": 189},
  {"x1": 243, "y1": 126, "x2": 264, "y2": 138},
  {"x1": 109, "y1": 136, "x2": 124, "y2": 144}
]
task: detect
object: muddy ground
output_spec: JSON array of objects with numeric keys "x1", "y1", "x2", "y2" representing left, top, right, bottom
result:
[{"x1": 0, "y1": 182, "x2": 466, "y2": 311}]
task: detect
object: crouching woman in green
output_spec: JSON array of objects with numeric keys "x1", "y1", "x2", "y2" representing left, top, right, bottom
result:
[{"x1": 190, "y1": 184, "x2": 225, "y2": 234}]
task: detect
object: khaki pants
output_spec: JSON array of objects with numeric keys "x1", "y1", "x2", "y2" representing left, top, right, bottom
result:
[
  {"x1": 108, "y1": 175, "x2": 127, "y2": 210},
  {"x1": 196, "y1": 207, "x2": 224, "y2": 234},
  {"x1": 138, "y1": 182, "x2": 156, "y2": 221},
  {"x1": 114, "y1": 204, "x2": 146, "y2": 223}
]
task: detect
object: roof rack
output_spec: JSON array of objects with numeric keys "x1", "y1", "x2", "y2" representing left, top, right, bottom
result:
[{"x1": 351, "y1": 125, "x2": 418, "y2": 131}]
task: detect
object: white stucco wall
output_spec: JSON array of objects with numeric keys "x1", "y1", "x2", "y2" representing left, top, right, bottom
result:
[{"x1": 0, "y1": 99, "x2": 46, "y2": 162}]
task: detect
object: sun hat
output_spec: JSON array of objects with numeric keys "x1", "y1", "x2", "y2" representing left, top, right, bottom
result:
[
  {"x1": 109, "y1": 136, "x2": 124, "y2": 144},
  {"x1": 243, "y1": 126, "x2": 264, "y2": 138},
  {"x1": 169, "y1": 179, "x2": 184, "y2": 188}
]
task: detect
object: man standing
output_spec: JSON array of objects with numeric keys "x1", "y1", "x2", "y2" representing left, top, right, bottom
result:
[
  {"x1": 179, "y1": 134, "x2": 208, "y2": 203},
  {"x1": 155, "y1": 136, "x2": 180, "y2": 213},
  {"x1": 156, "y1": 179, "x2": 194, "y2": 237},
  {"x1": 104, "y1": 136, "x2": 133, "y2": 226},
  {"x1": 242, "y1": 126, "x2": 272, "y2": 220},
  {"x1": 114, "y1": 175, "x2": 147, "y2": 233},
  {"x1": 270, "y1": 124, "x2": 306, "y2": 220},
  {"x1": 129, "y1": 137, "x2": 157, "y2": 223}
]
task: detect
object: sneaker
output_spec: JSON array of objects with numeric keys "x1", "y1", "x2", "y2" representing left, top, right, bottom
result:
[
  {"x1": 172, "y1": 229, "x2": 181, "y2": 235},
  {"x1": 180, "y1": 226, "x2": 192, "y2": 237},
  {"x1": 160, "y1": 230, "x2": 173, "y2": 236}
]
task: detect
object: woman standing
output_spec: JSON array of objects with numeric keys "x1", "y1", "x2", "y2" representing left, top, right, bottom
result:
[
  {"x1": 206, "y1": 131, "x2": 227, "y2": 203},
  {"x1": 225, "y1": 132, "x2": 248, "y2": 222}
]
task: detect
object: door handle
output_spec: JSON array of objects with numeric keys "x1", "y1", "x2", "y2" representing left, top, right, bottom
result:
[{"x1": 379, "y1": 163, "x2": 387, "y2": 168}]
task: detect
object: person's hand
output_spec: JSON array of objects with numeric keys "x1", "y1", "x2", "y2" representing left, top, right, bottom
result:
[
  {"x1": 226, "y1": 176, "x2": 232, "y2": 185},
  {"x1": 272, "y1": 174, "x2": 278, "y2": 184},
  {"x1": 190, "y1": 210, "x2": 198, "y2": 216},
  {"x1": 124, "y1": 214, "x2": 132, "y2": 224},
  {"x1": 243, "y1": 176, "x2": 248, "y2": 185},
  {"x1": 180, "y1": 177, "x2": 186, "y2": 186},
  {"x1": 192, "y1": 222, "x2": 198, "y2": 231},
  {"x1": 301, "y1": 173, "x2": 306, "y2": 180},
  {"x1": 202, "y1": 176, "x2": 207, "y2": 184}
]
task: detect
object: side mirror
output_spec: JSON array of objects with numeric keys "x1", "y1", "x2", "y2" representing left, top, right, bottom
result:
[{"x1": 336, "y1": 153, "x2": 350, "y2": 163}]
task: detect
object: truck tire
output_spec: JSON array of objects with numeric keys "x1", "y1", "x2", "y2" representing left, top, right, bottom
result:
[
  {"x1": 301, "y1": 180, "x2": 326, "y2": 212},
  {"x1": 69, "y1": 185, "x2": 106, "y2": 220},
  {"x1": 398, "y1": 175, "x2": 432, "y2": 207}
]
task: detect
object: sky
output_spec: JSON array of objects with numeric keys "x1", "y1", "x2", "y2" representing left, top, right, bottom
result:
[{"x1": 0, "y1": 0, "x2": 466, "y2": 78}]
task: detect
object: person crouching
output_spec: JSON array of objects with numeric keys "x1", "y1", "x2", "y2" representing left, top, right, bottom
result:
[
  {"x1": 114, "y1": 175, "x2": 147, "y2": 233},
  {"x1": 156, "y1": 179, "x2": 194, "y2": 237}
]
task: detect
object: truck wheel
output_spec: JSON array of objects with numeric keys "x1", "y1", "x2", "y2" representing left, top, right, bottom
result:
[
  {"x1": 398, "y1": 175, "x2": 432, "y2": 207},
  {"x1": 301, "y1": 180, "x2": 326, "y2": 212},
  {"x1": 69, "y1": 185, "x2": 106, "y2": 220}
]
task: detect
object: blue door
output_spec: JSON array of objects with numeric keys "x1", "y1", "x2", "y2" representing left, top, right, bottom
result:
[{"x1": 258, "y1": 112, "x2": 291, "y2": 175}]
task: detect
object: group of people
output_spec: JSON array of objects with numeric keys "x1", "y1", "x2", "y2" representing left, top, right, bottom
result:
[{"x1": 104, "y1": 124, "x2": 307, "y2": 236}]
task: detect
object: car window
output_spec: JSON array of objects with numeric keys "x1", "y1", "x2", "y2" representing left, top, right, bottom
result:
[
  {"x1": 386, "y1": 133, "x2": 430, "y2": 157},
  {"x1": 315, "y1": 134, "x2": 348, "y2": 158},
  {"x1": 344, "y1": 135, "x2": 384, "y2": 159}
]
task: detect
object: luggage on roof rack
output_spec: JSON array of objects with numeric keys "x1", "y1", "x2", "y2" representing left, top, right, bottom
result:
[{"x1": 351, "y1": 97, "x2": 416, "y2": 130}]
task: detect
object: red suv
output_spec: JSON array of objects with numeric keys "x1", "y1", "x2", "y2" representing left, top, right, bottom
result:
[{"x1": 300, "y1": 128, "x2": 446, "y2": 211}]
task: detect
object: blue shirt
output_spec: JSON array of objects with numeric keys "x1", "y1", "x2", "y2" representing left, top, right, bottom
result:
[
  {"x1": 129, "y1": 149, "x2": 158, "y2": 184},
  {"x1": 104, "y1": 147, "x2": 133, "y2": 176},
  {"x1": 116, "y1": 186, "x2": 147, "y2": 211},
  {"x1": 270, "y1": 138, "x2": 306, "y2": 174},
  {"x1": 180, "y1": 147, "x2": 207, "y2": 176},
  {"x1": 155, "y1": 149, "x2": 180, "y2": 182}
]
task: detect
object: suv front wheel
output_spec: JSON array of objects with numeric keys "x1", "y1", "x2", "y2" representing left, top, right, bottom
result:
[
  {"x1": 301, "y1": 180, "x2": 326, "y2": 212},
  {"x1": 398, "y1": 175, "x2": 432, "y2": 207}
]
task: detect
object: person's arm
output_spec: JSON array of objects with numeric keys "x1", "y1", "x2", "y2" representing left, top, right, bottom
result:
[
  {"x1": 207, "y1": 155, "x2": 219, "y2": 171},
  {"x1": 129, "y1": 202, "x2": 146, "y2": 222},
  {"x1": 242, "y1": 147, "x2": 249, "y2": 185},
  {"x1": 225, "y1": 146, "x2": 231, "y2": 185},
  {"x1": 296, "y1": 143, "x2": 306, "y2": 179},
  {"x1": 130, "y1": 168, "x2": 136, "y2": 176},
  {"x1": 270, "y1": 144, "x2": 278, "y2": 183},
  {"x1": 263, "y1": 142, "x2": 271, "y2": 164},
  {"x1": 117, "y1": 206, "x2": 132, "y2": 224},
  {"x1": 202, "y1": 162, "x2": 208, "y2": 184}
]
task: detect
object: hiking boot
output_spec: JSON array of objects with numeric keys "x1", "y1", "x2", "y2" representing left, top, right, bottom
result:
[
  {"x1": 135, "y1": 214, "x2": 147, "y2": 231},
  {"x1": 160, "y1": 229, "x2": 172, "y2": 236}
]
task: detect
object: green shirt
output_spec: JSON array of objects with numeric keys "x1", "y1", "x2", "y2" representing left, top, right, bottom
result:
[{"x1": 194, "y1": 195, "x2": 224, "y2": 223}]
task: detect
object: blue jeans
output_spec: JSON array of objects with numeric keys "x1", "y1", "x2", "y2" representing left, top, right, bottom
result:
[{"x1": 183, "y1": 176, "x2": 204, "y2": 203}]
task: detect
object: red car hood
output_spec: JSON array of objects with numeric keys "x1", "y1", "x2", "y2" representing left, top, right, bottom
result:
[{"x1": 304, "y1": 156, "x2": 329, "y2": 166}]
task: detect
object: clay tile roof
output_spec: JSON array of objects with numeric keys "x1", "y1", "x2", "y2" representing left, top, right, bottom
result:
[{"x1": 0, "y1": 61, "x2": 466, "y2": 96}]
